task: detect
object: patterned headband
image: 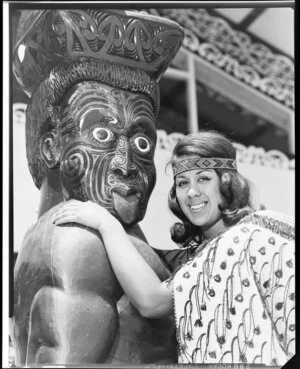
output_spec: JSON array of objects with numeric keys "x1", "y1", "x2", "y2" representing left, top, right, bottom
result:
[{"x1": 173, "y1": 157, "x2": 237, "y2": 177}]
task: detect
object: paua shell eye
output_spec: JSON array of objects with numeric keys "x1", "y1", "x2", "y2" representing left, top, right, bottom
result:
[
  {"x1": 93, "y1": 127, "x2": 113, "y2": 142},
  {"x1": 134, "y1": 136, "x2": 150, "y2": 153}
]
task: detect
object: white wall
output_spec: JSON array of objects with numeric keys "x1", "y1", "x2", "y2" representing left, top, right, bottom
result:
[{"x1": 13, "y1": 119, "x2": 40, "y2": 252}]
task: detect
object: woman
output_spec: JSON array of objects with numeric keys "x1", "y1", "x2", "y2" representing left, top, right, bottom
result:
[{"x1": 53, "y1": 130, "x2": 295, "y2": 365}]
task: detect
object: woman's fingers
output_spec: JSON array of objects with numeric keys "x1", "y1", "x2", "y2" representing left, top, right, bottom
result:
[
  {"x1": 54, "y1": 215, "x2": 78, "y2": 225},
  {"x1": 54, "y1": 210, "x2": 76, "y2": 218},
  {"x1": 53, "y1": 210, "x2": 79, "y2": 223},
  {"x1": 58, "y1": 204, "x2": 79, "y2": 211},
  {"x1": 52, "y1": 200, "x2": 108, "y2": 226}
]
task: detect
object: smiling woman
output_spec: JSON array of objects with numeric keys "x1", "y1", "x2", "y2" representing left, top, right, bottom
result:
[
  {"x1": 167, "y1": 131, "x2": 255, "y2": 249},
  {"x1": 154, "y1": 130, "x2": 294, "y2": 365}
]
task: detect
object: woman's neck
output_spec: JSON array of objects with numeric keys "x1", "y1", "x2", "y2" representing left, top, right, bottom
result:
[{"x1": 202, "y1": 219, "x2": 227, "y2": 241}]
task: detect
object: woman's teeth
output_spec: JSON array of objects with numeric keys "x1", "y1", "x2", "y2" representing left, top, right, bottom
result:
[{"x1": 190, "y1": 202, "x2": 207, "y2": 211}]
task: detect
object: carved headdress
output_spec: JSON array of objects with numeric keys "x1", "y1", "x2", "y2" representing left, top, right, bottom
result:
[
  {"x1": 14, "y1": 9, "x2": 184, "y2": 115},
  {"x1": 13, "y1": 9, "x2": 184, "y2": 188}
]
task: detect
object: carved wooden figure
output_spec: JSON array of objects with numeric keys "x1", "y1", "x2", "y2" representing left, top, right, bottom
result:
[{"x1": 11, "y1": 9, "x2": 184, "y2": 365}]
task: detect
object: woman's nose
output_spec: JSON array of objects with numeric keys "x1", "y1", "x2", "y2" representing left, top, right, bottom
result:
[{"x1": 187, "y1": 186, "x2": 200, "y2": 198}]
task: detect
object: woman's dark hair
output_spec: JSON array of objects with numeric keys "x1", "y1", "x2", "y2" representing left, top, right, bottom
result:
[{"x1": 168, "y1": 130, "x2": 259, "y2": 246}]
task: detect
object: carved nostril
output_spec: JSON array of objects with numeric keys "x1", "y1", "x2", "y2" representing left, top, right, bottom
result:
[
  {"x1": 112, "y1": 167, "x2": 127, "y2": 177},
  {"x1": 111, "y1": 164, "x2": 138, "y2": 178}
]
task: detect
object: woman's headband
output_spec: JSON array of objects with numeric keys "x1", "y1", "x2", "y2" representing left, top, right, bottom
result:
[{"x1": 173, "y1": 157, "x2": 237, "y2": 177}]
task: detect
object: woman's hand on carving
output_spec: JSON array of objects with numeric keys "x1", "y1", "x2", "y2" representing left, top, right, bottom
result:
[{"x1": 52, "y1": 199, "x2": 119, "y2": 233}]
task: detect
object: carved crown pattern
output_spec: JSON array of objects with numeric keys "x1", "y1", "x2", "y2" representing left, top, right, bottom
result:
[
  {"x1": 147, "y1": 9, "x2": 294, "y2": 109},
  {"x1": 13, "y1": 9, "x2": 184, "y2": 96}
]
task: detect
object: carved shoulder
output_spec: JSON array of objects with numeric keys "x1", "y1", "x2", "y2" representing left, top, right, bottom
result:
[
  {"x1": 18, "y1": 209, "x2": 123, "y2": 301},
  {"x1": 127, "y1": 228, "x2": 171, "y2": 281},
  {"x1": 51, "y1": 222, "x2": 124, "y2": 299}
]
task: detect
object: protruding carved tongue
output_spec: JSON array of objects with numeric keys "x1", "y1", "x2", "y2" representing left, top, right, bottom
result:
[{"x1": 112, "y1": 192, "x2": 140, "y2": 225}]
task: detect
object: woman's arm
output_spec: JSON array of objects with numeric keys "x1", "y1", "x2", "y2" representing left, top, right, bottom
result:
[
  {"x1": 100, "y1": 221, "x2": 173, "y2": 318},
  {"x1": 53, "y1": 200, "x2": 173, "y2": 319}
]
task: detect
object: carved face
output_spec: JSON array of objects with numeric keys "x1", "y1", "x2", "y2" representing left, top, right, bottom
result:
[{"x1": 58, "y1": 81, "x2": 157, "y2": 226}]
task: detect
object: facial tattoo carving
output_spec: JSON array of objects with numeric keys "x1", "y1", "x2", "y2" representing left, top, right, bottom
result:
[{"x1": 58, "y1": 81, "x2": 157, "y2": 226}]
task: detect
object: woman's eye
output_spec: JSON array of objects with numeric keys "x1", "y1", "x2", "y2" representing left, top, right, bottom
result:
[
  {"x1": 177, "y1": 181, "x2": 187, "y2": 188},
  {"x1": 198, "y1": 177, "x2": 210, "y2": 182},
  {"x1": 133, "y1": 136, "x2": 151, "y2": 153},
  {"x1": 93, "y1": 127, "x2": 113, "y2": 143}
]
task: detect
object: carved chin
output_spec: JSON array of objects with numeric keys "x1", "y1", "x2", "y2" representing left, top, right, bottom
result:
[{"x1": 112, "y1": 192, "x2": 141, "y2": 225}]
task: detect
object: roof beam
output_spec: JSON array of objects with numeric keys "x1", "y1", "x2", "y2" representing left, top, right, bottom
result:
[
  {"x1": 170, "y1": 48, "x2": 294, "y2": 154},
  {"x1": 239, "y1": 8, "x2": 267, "y2": 29}
]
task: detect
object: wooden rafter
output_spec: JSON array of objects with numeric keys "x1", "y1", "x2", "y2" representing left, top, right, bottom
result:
[{"x1": 238, "y1": 8, "x2": 267, "y2": 29}]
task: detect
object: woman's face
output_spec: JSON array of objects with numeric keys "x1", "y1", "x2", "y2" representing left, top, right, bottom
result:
[{"x1": 175, "y1": 165, "x2": 225, "y2": 238}]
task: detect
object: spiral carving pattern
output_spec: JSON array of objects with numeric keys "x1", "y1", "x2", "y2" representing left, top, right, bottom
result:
[{"x1": 60, "y1": 145, "x2": 90, "y2": 185}]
